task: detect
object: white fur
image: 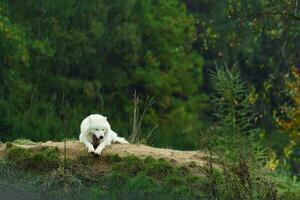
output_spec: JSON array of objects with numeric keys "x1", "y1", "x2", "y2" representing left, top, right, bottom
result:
[{"x1": 79, "y1": 114, "x2": 129, "y2": 155}]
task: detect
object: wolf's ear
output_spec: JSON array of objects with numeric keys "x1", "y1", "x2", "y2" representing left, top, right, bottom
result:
[{"x1": 104, "y1": 116, "x2": 107, "y2": 120}]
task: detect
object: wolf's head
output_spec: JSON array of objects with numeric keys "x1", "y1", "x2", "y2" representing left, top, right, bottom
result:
[{"x1": 88, "y1": 114, "x2": 110, "y2": 142}]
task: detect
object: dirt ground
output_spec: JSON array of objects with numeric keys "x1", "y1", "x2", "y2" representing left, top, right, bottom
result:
[{"x1": 0, "y1": 140, "x2": 211, "y2": 170}]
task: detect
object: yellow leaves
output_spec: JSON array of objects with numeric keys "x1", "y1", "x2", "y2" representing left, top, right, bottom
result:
[
  {"x1": 248, "y1": 92, "x2": 258, "y2": 105},
  {"x1": 266, "y1": 150, "x2": 279, "y2": 171},
  {"x1": 275, "y1": 67, "x2": 300, "y2": 162},
  {"x1": 291, "y1": 67, "x2": 300, "y2": 78},
  {"x1": 248, "y1": 86, "x2": 258, "y2": 105},
  {"x1": 277, "y1": 118, "x2": 293, "y2": 129}
]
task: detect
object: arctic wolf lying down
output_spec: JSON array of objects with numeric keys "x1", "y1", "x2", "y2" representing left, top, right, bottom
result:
[{"x1": 79, "y1": 114, "x2": 129, "y2": 155}]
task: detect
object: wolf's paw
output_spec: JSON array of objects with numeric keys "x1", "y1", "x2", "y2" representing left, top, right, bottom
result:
[
  {"x1": 88, "y1": 147, "x2": 95, "y2": 153},
  {"x1": 94, "y1": 149, "x2": 102, "y2": 155}
]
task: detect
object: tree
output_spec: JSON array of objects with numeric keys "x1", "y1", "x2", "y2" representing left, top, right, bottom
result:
[{"x1": 185, "y1": 0, "x2": 300, "y2": 132}]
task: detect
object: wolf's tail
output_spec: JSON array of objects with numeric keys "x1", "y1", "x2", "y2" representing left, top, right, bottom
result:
[
  {"x1": 116, "y1": 136, "x2": 129, "y2": 144},
  {"x1": 79, "y1": 133, "x2": 84, "y2": 142}
]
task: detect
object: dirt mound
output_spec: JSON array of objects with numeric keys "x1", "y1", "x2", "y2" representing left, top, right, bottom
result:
[{"x1": 0, "y1": 141, "x2": 210, "y2": 168}]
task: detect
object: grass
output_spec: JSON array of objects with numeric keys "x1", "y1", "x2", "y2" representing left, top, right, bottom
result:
[
  {"x1": 0, "y1": 146, "x2": 300, "y2": 200},
  {"x1": 35, "y1": 168, "x2": 84, "y2": 200}
]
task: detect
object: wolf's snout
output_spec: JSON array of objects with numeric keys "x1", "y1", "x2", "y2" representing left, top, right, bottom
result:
[{"x1": 100, "y1": 136, "x2": 104, "y2": 139}]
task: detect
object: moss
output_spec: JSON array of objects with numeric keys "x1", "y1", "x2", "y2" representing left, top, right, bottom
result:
[
  {"x1": 30, "y1": 147, "x2": 60, "y2": 170},
  {"x1": 12, "y1": 138, "x2": 35, "y2": 145},
  {"x1": 112, "y1": 156, "x2": 171, "y2": 177},
  {"x1": 6, "y1": 146, "x2": 60, "y2": 171}
]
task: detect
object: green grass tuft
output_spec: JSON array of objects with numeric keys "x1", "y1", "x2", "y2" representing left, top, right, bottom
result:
[
  {"x1": 35, "y1": 168, "x2": 84, "y2": 200},
  {"x1": 12, "y1": 138, "x2": 36, "y2": 145}
]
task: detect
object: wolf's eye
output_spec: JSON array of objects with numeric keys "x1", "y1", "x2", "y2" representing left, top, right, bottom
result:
[
  {"x1": 102, "y1": 129, "x2": 105, "y2": 131},
  {"x1": 95, "y1": 128, "x2": 99, "y2": 131}
]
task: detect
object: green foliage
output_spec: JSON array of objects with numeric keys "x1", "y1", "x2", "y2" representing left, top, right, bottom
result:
[
  {"x1": 187, "y1": 0, "x2": 299, "y2": 130},
  {"x1": 210, "y1": 65, "x2": 255, "y2": 136},
  {"x1": 208, "y1": 65, "x2": 265, "y2": 162}
]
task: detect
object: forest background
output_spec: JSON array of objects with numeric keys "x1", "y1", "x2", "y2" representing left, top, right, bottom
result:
[{"x1": 0, "y1": 0, "x2": 299, "y2": 178}]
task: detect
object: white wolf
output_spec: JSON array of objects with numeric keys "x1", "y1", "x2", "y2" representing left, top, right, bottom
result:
[{"x1": 79, "y1": 114, "x2": 129, "y2": 155}]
